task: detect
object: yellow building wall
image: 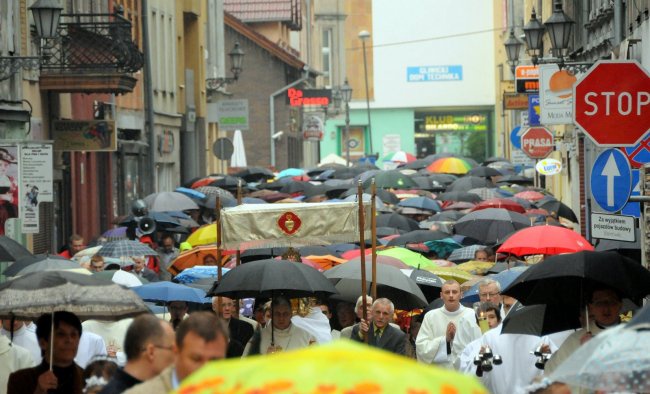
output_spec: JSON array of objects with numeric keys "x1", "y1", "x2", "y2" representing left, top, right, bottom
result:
[{"x1": 343, "y1": 0, "x2": 373, "y2": 101}]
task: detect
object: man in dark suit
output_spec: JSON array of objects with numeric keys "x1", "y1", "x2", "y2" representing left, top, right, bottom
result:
[
  {"x1": 352, "y1": 298, "x2": 406, "y2": 355},
  {"x1": 212, "y1": 296, "x2": 254, "y2": 357}
]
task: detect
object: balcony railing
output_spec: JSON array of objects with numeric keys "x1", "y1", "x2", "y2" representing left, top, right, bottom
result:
[{"x1": 39, "y1": 11, "x2": 144, "y2": 74}]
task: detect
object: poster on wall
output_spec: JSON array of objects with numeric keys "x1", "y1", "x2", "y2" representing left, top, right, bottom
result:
[
  {"x1": 341, "y1": 126, "x2": 366, "y2": 160},
  {"x1": 0, "y1": 145, "x2": 20, "y2": 236},
  {"x1": 20, "y1": 143, "x2": 53, "y2": 233}
]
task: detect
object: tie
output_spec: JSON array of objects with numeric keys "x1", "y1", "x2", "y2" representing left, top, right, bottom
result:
[{"x1": 375, "y1": 328, "x2": 382, "y2": 341}]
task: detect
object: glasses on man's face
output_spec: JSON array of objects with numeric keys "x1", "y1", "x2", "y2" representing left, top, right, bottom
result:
[{"x1": 479, "y1": 292, "x2": 500, "y2": 299}]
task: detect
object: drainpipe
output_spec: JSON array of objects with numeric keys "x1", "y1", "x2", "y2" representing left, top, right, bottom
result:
[
  {"x1": 141, "y1": 0, "x2": 156, "y2": 194},
  {"x1": 269, "y1": 67, "x2": 309, "y2": 168},
  {"x1": 613, "y1": 0, "x2": 622, "y2": 48}
]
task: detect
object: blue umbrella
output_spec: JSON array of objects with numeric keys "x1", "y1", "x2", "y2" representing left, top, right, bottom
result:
[
  {"x1": 175, "y1": 187, "x2": 206, "y2": 199},
  {"x1": 132, "y1": 281, "x2": 210, "y2": 303},
  {"x1": 461, "y1": 266, "x2": 528, "y2": 303},
  {"x1": 398, "y1": 196, "x2": 441, "y2": 212},
  {"x1": 242, "y1": 197, "x2": 267, "y2": 204},
  {"x1": 277, "y1": 168, "x2": 304, "y2": 178},
  {"x1": 423, "y1": 238, "x2": 462, "y2": 258},
  {"x1": 174, "y1": 266, "x2": 230, "y2": 284}
]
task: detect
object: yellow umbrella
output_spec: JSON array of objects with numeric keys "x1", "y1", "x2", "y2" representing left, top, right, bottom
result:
[
  {"x1": 455, "y1": 260, "x2": 495, "y2": 275},
  {"x1": 187, "y1": 224, "x2": 217, "y2": 246},
  {"x1": 423, "y1": 266, "x2": 475, "y2": 283},
  {"x1": 176, "y1": 340, "x2": 487, "y2": 394}
]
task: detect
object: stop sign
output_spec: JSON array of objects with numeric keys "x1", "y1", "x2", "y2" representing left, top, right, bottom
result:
[
  {"x1": 574, "y1": 60, "x2": 650, "y2": 146},
  {"x1": 521, "y1": 126, "x2": 554, "y2": 159}
]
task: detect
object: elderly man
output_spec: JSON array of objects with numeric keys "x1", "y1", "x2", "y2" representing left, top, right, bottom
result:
[
  {"x1": 212, "y1": 296, "x2": 254, "y2": 357},
  {"x1": 156, "y1": 235, "x2": 179, "y2": 281},
  {"x1": 124, "y1": 312, "x2": 228, "y2": 393},
  {"x1": 544, "y1": 286, "x2": 623, "y2": 375},
  {"x1": 416, "y1": 280, "x2": 481, "y2": 369},
  {"x1": 8, "y1": 312, "x2": 85, "y2": 394},
  {"x1": 131, "y1": 256, "x2": 158, "y2": 282},
  {"x1": 244, "y1": 296, "x2": 315, "y2": 355},
  {"x1": 99, "y1": 315, "x2": 175, "y2": 393},
  {"x1": 352, "y1": 298, "x2": 406, "y2": 355},
  {"x1": 340, "y1": 295, "x2": 372, "y2": 339},
  {"x1": 478, "y1": 278, "x2": 504, "y2": 317}
]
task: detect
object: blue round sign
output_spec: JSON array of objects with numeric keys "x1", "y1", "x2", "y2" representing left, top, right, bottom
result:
[
  {"x1": 590, "y1": 149, "x2": 632, "y2": 213},
  {"x1": 510, "y1": 126, "x2": 522, "y2": 149}
]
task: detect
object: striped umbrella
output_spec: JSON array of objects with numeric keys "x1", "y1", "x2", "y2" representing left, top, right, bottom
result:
[
  {"x1": 385, "y1": 151, "x2": 417, "y2": 164},
  {"x1": 426, "y1": 157, "x2": 473, "y2": 175}
]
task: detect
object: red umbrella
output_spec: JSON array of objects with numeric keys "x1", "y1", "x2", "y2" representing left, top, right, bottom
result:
[
  {"x1": 514, "y1": 191, "x2": 546, "y2": 201},
  {"x1": 526, "y1": 208, "x2": 550, "y2": 216},
  {"x1": 471, "y1": 198, "x2": 526, "y2": 214},
  {"x1": 191, "y1": 176, "x2": 220, "y2": 189},
  {"x1": 497, "y1": 225, "x2": 594, "y2": 256}
]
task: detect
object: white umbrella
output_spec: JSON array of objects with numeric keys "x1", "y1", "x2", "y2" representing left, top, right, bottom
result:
[{"x1": 231, "y1": 130, "x2": 247, "y2": 167}]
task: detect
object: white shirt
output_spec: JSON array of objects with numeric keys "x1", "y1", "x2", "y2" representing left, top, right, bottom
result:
[
  {"x1": 0, "y1": 336, "x2": 34, "y2": 394},
  {"x1": 244, "y1": 323, "x2": 315, "y2": 356},
  {"x1": 291, "y1": 307, "x2": 333, "y2": 344},
  {"x1": 75, "y1": 331, "x2": 108, "y2": 368},
  {"x1": 415, "y1": 305, "x2": 481, "y2": 369},
  {"x1": 82, "y1": 318, "x2": 133, "y2": 366},
  {"x1": 0, "y1": 325, "x2": 41, "y2": 365}
]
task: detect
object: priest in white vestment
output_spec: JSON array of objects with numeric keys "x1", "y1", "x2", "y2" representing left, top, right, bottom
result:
[{"x1": 416, "y1": 280, "x2": 481, "y2": 369}]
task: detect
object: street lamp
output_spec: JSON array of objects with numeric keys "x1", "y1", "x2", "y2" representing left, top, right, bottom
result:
[
  {"x1": 544, "y1": 0, "x2": 575, "y2": 60},
  {"x1": 206, "y1": 42, "x2": 245, "y2": 91},
  {"x1": 340, "y1": 78, "x2": 353, "y2": 166},
  {"x1": 504, "y1": 29, "x2": 523, "y2": 75},
  {"x1": 522, "y1": 8, "x2": 545, "y2": 65},
  {"x1": 0, "y1": 0, "x2": 62, "y2": 81},
  {"x1": 358, "y1": 30, "x2": 373, "y2": 158}
]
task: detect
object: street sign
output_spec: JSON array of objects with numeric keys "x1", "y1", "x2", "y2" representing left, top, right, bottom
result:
[
  {"x1": 591, "y1": 148, "x2": 632, "y2": 212},
  {"x1": 591, "y1": 213, "x2": 636, "y2": 242},
  {"x1": 574, "y1": 60, "x2": 650, "y2": 146},
  {"x1": 621, "y1": 169, "x2": 641, "y2": 218},
  {"x1": 510, "y1": 126, "x2": 522, "y2": 149},
  {"x1": 539, "y1": 64, "x2": 584, "y2": 125},
  {"x1": 621, "y1": 135, "x2": 650, "y2": 168},
  {"x1": 515, "y1": 65, "x2": 539, "y2": 93},
  {"x1": 528, "y1": 95, "x2": 541, "y2": 126},
  {"x1": 536, "y1": 158, "x2": 562, "y2": 175},
  {"x1": 521, "y1": 126, "x2": 554, "y2": 159},
  {"x1": 212, "y1": 138, "x2": 234, "y2": 159}
]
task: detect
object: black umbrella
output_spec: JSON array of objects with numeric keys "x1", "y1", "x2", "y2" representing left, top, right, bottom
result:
[
  {"x1": 0, "y1": 236, "x2": 32, "y2": 262},
  {"x1": 502, "y1": 251, "x2": 650, "y2": 306},
  {"x1": 209, "y1": 176, "x2": 247, "y2": 190},
  {"x1": 376, "y1": 227, "x2": 404, "y2": 237},
  {"x1": 446, "y1": 176, "x2": 494, "y2": 192},
  {"x1": 428, "y1": 211, "x2": 465, "y2": 222},
  {"x1": 3, "y1": 254, "x2": 75, "y2": 277},
  {"x1": 234, "y1": 167, "x2": 275, "y2": 182},
  {"x1": 280, "y1": 181, "x2": 313, "y2": 195},
  {"x1": 482, "y1": 156, "x2": 509, "y2": 165},
  {"x1": 386, "y1": 230, "x2": 449, "y2": 246},
  {"x1": 537, "y1": 198, "x2": 579, "y2": 223},
  {"x1": 239, "y1": 247, "x2": 288, "y2": 263},
  {"x1": 454, "y1": 208, "x2": 530, "y2": 245},
  {"x1": 408, "y1": 269, "x2": 444, "y2": 303},
  {"x1": 496, "y1": 175, "x2": 534, "y2": 185},
  {"x1": 341, "y1": 188, "x2": 399, "y2": 205},
  {"x1": 436, "y1": 191, "x2": 483, "y2": 203},
  {"x1": 197, "y1": 194, "x2": 237, "y2": 209},
  {"x1": 208, "y1": 259, "x2": 337, "y2": 299},
  {"x1": 119, "y1": 211, "x2": 183, "y2": 229},
  {"x1": 467, "y1": 166, "x2": 502, "y2": 177},
  {"x1": 376, "y1": 213, "x2": 420, "y2": 232},
  {"x1": 501, "y1": 302, "x2": 581, "y2": 336},
  {"x1": 399, "y1": 158, "x2": 433, "y2": 170},
  {"x1": 363, "y1": 170, "x2": 418, "y2": 189},
  {"x1": 324, "y1": 259, "x2": 427, "y2": 309}
]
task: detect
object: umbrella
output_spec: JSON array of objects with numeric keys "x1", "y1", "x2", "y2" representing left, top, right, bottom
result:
[
  {"x1": 0, "y1": 236, "x2": 33, "y2": 261},
  {"x1": 483, "y1": 156, "x2": 509, "y2": 165},
  {"x1": 548, "y1": 323, "x2": 650, "y2": 393},
  {"x1": 426, "y1": 157, "x2": 473, "y2": 174},
  {"x1": 340, "y1": 187, "x2": 400, "y2": 205},
  {"x1": 96, "y1": 240, "x2": 158, "y2": 258},
  {"x1": 436, "y1": 191, "x2": 482, "y2": 203},
  {"x1": 385, "y1": 151, "x2": 417, "y2": 163},
  {"x1": 363, "y1": 170, "x2": 418, "y2": 189},
  {"x1": 487, "y1": 160, "x2": 516, "y2": 174},
  {"x1": 471, "y1": 198, "x2": 526, "y2": 214},
  {"x1": 208, "y1": 176, "x2": 247, "y2": 190},
  {"x1": 167, "y1": 245, "x2": 226, "y2": 275},
  {"x1": 101, "y1": 226, "x2": 128, "y2": 241},
  {"x1": 455, "y1": 260, "x2": 496, "y2": 275},
  {"x1": 209, "y1": 259, "x2": 337, "y2": 299},
  {"x1": 422, "y1": 266, "x2": 475, "y2": 283},
  {"x1": 502, "y1": 251, "x2": 650, "y2": 306},
  {"x1": 194, "y1": 186, "x2": 235, "y2": 199},
  {"x1": 400, "y1": 158, "x2": 433, "y2": 170},
  {"x1": 377, "y1": 247, "x2": 438, "y2": 270},
  {"x1": 190, "y1": 176, "x2": 220, "y2": 189},
  {"x1": 143, "y1": 191, "x2": 199, "y2": 211},
  {"x1": 118, "y1": 211, "x2": 183, "y2": 230},
  {"x1": 397, "y1": 196, "x2": 441, "y2": 212},
  {"x1": 467, "y1": 187, "x2": 509, "y2": 200},
  {"x1": 325, "y1": 259, "x2": 427, "y2": 309},
  {"x1": 401, "y1": 268, "x2": 444, "y2": 302},
  {"x1": 537, "y1": 198, "x2": 579, "y2": 223},
  {"x1": 467, "y1": 166, "x2": 502, "y2": 177},
  {"x1": 376, "y1": 213, "x2": 420, "y2": 232},
  {"x1": 514, "y1": 190, "x2": 546, "y2": 201},
  {"x1": 342, "y1": 193, "x2": 392, "y2": 213},
  {"x1": 454, "y1": 208, "x2": 530, "y2": 245},
  {"x1": 174, "y1": 187, "x2": 206, "y2": 200},
  {"x1": 461, "y1": 266, "x2": 528, "y2": 303},
  {"x1": 447, "y1": 244, "x2": 487, "y2": 263},
  {"x1": 277, "y1": 168, "x2": 305, "y2": 178},
  {"x1": 234, "y1": 167, "x2": 275, "y2": 182},
  {"x1": 0, "y1": 271, "x2": 148, "y2": 320},
  {"x1": 506, "y1": 196, "x2": 536, "y2": 209},
  {"x1": 422, "y1": 238, "x2": 462, "y2": 258},
  {"x1": 496, "y1": 175, "x2": 534, "y2": 185},
  {"x1": 93, "y1": 269, "x2": 146, "y2": 287},
  {"x1": 428, "y1": 211, "x2": 465, "y2": 222},
  {"x1": 133, "y1": 281, "x2": 209, "y2": 304},
  {"x1": 497, "y1": 225, "x2": 593, "y2": 256},
  {"x1": 176, "y1": 341, "x2": 487, "y2": 394},
  {"x1": 186, "y1": 224, "x2": 218, "y2": 246},
  {"x1": 386, "y1": 229, "x2": 449, "y2": 247},
  {"x1": 197, "y1": 193, "x2": 237, "y2": 209},
  {"x1": 446, "y1": 176, "x2": 494, "y2": 192},
  {"x1": 3, "y1": 254, "x2": 76, "y2": 277},
  {"x1": 501, "y1": 302, "x2": 581, "y2": 336}
]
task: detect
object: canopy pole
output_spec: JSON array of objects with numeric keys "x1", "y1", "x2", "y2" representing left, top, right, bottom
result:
[
  {"x1": 49, "y1": 311, "x2": 54, "y2": 371},
  {"x1": 236, "y1": 180, "x2": 242, "y2": 266},
  {"x1": 357, "y1": 180, "x2": 368, "y2": 343},
  {"x1": 216, "y1": 196, "x2": 223, "y2": 315},
  {"x1": 370, "y1": 180, "x2": 377, "y2": 300}
]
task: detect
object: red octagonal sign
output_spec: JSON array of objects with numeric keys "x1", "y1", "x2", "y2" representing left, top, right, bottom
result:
[
  {"x1": 574, "y1": 60, "x2": 650, "y2": 147},
  {"x1": 521, "y1": 126, "x2": 554, "y2": 159}
]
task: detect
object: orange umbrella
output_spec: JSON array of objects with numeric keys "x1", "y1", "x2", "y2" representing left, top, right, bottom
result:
[
  {"x1": 167, "y1": 245, "x2": 232, "y2": 276},
  {"x1": 302, "y1": 254, "x2": 347, "y2": 271}
]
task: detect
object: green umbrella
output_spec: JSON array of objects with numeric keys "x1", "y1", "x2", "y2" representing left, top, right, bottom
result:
[{"x1": 377, "y1": 247, "x2": 436, "y2": 270}]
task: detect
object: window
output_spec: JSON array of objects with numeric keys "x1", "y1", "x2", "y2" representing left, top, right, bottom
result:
[{"x1": 321, "y1": 28, "x2": 333, "y2": 88}]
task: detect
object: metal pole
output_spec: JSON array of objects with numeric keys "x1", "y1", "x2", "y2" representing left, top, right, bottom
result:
[
  {"x1": 361, "y1": 39, "x2": 373, "y2": 155},
  {"x1": 141, "y1": 0, "x2": 156, "y2": 194},
  {"x1": 345, "y1": 100, "x2": 351, "y2": 166}
]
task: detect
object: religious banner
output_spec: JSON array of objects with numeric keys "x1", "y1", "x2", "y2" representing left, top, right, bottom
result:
[{"x1": 221, "y1": 202, "x2": 371, "y2": 250}]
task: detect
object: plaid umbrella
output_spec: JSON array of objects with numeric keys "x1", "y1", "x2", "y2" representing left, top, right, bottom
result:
[
  {"x1": 144, "y1": 191, "x2": 199, "y2": 211},
  {"x1": 0, "y1": 271, "x2": 148, "y2": 320},
  {"x1": 467, "y1": 187, "x2": 507, "y2": 200},
  {"x1": 194, "y1": 186, "x2": 235, "y2": 199},
  {"x1": 447, "y1": 244, "x2": 487, "y2": 263},
  {"x1": 96, "y1": 240, "x2": 157, "y2": 258}
]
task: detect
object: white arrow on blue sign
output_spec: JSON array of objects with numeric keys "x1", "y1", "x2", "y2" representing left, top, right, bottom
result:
[{"x1": 591, "y1": 149, "x2": 632, "y2": 213}]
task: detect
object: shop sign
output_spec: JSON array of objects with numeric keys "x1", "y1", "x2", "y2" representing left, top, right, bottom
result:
[
  {"x1": 52, "y1": 120, "x2": 117, "y2": 151},
  {"x1": 287, "y1": 88, "x2": 331, "y2": 107},
  {"x1": 504, "y1": 93, "x2": 529, "y2": 109}
]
